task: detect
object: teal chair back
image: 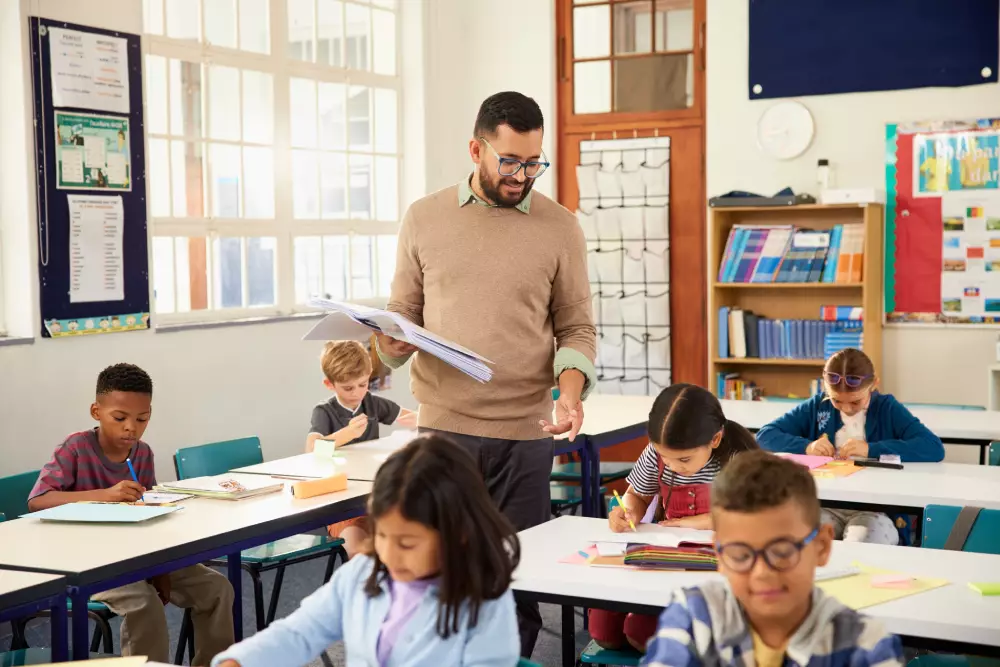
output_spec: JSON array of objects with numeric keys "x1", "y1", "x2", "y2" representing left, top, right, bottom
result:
[
  {"x1": 174, "y1": 437, "x2": 264, "y2": 480},
  {"x1": 922, "y1": 504, "x2": 1000, "y2": 554},
  {"x1": 0, "y1": 470, "x2": 40, "y2": 520},
  {"x1": 989, "y1": 441, "x2": 999, "y2": 466}
]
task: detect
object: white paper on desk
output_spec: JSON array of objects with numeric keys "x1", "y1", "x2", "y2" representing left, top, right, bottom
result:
[
  {"x1": 597, "y1": 524, "x2": 715, "y2": 548},
  {"x1": 140, "y1": 492, "x2": 194, "y2": 505},
  {"x1": 68, "y1": 194, "x2": 124, "y2": 303},
  {"x1": 595, "y1": 542, "x2": 628, "y2": 557}
]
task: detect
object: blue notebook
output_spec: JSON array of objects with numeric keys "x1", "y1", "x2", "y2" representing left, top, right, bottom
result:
[
  {"x1": 718, "y1": 306, "x2": 730, "y2": 358},
  {"x1": 27, "y1": 503, "x2": 182, "y2": 523}
]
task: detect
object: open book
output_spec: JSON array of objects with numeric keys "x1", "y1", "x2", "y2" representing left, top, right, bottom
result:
[
  {"x1": 154, "y1": 474, "x2": 283, "y2": 500},
  {"x1": 303, "y1": 299, "x2": 494, "y2": 383}
]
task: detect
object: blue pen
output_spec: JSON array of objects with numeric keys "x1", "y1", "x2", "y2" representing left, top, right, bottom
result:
[{"x1": 126, "y1": 457, "x2": 144, "y2": 502}]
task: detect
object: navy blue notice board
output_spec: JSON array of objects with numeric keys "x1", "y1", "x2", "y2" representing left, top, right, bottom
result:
[
  {"x1": 29, "y1": 17, "x2": 150, "y2": 338},
  {"x1": 748, "y1": 0, "x2": 999, "y2": 99}
]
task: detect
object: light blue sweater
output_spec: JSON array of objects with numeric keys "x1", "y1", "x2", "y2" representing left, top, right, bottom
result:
[{"x1": 212, "y1": 554, "x2": 519, "y2": 667}]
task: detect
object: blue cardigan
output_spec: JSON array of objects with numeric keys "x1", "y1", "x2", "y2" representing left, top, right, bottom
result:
[
  {"x1": 755, "y1": 392, "x2": 945, "y2": 462},
  {"x1": 211, "y1": 554, "x2": 519, "y2": 667}
]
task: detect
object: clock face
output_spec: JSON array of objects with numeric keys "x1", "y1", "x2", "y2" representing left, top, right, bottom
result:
[{"x1": 756, "y1": 101, "x2": 815, "y2": 160}]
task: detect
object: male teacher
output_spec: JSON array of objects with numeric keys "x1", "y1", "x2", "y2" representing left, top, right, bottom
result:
[{"x1": 376, "y1": 91, "x2": 597, "y2": 656}]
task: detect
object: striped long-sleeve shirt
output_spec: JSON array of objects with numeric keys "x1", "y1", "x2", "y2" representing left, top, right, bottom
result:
[{"x1": 641, "y1": 581, "x2": 903, "y2": 667}]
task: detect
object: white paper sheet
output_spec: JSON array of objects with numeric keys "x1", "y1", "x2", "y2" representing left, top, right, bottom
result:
[
  {"x1": 106, "y1": 151, "x2": 128, "y2": 185},
  {"x1": 49, "y1": 27, "x2": 130, "y2": 113},
  {"x1": 592, "y1": 523, "x2": 714, "y2": 547},
  {"x1": 60, "y1": 148, "x2": 85, "y2": 183},
  {"x1": 68, "y1": 195, "x2": 124, "y2": 303}
]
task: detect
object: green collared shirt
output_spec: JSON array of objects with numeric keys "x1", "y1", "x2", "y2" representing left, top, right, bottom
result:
[{"x1": 458, "y1": 174, "x2": 532, "y2": 214}]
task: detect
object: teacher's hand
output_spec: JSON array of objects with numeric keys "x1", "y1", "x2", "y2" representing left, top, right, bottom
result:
[
  {"x1": 540, "y1": 370, "x2": 585, "y2": 442},
  {"x1": 375, "y1": 332, "x2": 418, "y2": 358}
]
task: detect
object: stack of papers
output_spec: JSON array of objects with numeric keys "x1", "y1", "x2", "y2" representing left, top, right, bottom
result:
[
  {"x1": 155, "y1": 474, "x2": 283, "y2": 500},
  {"x1": 304, "y1": 299, "x2": 494, "y2": 383},
  {"x1": 623, "y1": 544, "x2": 718, "y2": 571},
  {"x1": 30, "y1": 503, "x2": 181, "y2": 523}
]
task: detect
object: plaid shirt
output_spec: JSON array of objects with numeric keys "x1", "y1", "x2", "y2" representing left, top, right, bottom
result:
[{"x1": 29, "y1": 429, "x2": 157, "y2": 500}]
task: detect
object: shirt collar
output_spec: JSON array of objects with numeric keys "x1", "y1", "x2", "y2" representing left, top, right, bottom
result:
[
  {"x1": 458, "y1": 174, "x2": 532, "y2": 214},
  {"x1": 334, "y1": 395, "x2": 362, "y2": 415}
]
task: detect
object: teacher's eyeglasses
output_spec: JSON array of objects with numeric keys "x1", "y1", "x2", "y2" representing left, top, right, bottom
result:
[
  {"x1": 479, "y1": 138, "x2": 550, "y2": 178},
  {"x1": 715, "y1": 528, "x2": 818, "y2": 573}
]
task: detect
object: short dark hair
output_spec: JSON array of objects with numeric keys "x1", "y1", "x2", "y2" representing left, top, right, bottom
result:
[
  {"x1": 648, "y1": 383, "x2": 758, "y2": 464},
  {"x1": 96, "y1": 363, "x2": 153, "y2": 397},
  {"x1": 363, "y1": 435, "x2": 519, "y2": 638},
  {"x1": 473, "y1": 91, "x2": 544, "y2": 138},
  {"x1": 711, "y1": 450, "x2": 821, "y2": 526}
]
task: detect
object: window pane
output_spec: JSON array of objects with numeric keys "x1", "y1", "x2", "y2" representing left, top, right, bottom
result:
[
  {"x1": 294, "y1": 236, "x2": 322, "y2": 303},
  {"x1": 242, "y1": 70, "x2": 273, "y2": 144},
  {"x1": 171, "y1": 141, "x2": 205, "y2": 217},
  {"x1": 347, "y1": 85, "x2": 371, "y2": 151},
  {"x1": 345, "y1": 3, "x2": 371, "y2": 70},
  {"x1": 614, "y1": 53, "x2": 691, "y2": 111},
  {"x1": 288, "y1": 0, "x2": 314, "y2": 61},
  {"x1": 318, "y1": 83, "x2": 347, "y2": 150},
  {"x1": 374, "y1": 156, "x2": 397, "y2": 221},
  {"x1": 209, "y1": 143, "x2": 242, "y2": 217},
  {"x1": 574, "y1": 60, "x2": 611, "y2": 114},
  {"x1": 243, "y1": 147, "x2": 274, "y2": 218},
  {"x1": 167, "y1": 0, "x2": 199, "y2": 40},
  {"x1": 204, "y1": 0, "x2": 238, "y2": 48},
  {"x1": 573, "y1": 5, "x2": 610, "y2": 59},
  {"x1": 320, "y1": 152, "x2": 347, "y2": 219},
  {"x1": 148, "y1": 139, "x2": 171, "y2": 217},
  {"x1": 174, "y1": 237, "x2": 193, "y2": 312},
  {"x1": 247, "y1": 237, "x2": 276, "y2": 306},
  {"x1": 373, "y1": 88, "x2": 397, "y2": 153},
  {"x1": 376, "y1": 234, "x2": 397, "y2": 296},
  {"x1": 372, "y1": 9, "x2": 395, "y2": 75},
  {"x1": 323, "y1": 236, "x2": 349, "y2": 300},
  {"x1": 214, "y1": 237, "x2": 243, "y2": 308},
  {"x1": 351, "y1": 236, "x2": 374, "y2": 299},
  {"x1": 318, "y1": 0, "x2": 344, "y2": 67},
  {"x1": 655, "y1": 0, "x2": 693, "y2": 51},
  {"x1": 145, "y1": 55, "x2": 168, "y2": 135},
  {"x1": 290, "y1": 78, "x2": 318, "y2": 148},
  {"x1": 292, "y1": 150, "x2": 319, "y2": 218},
  {"x1": 371, "y1": 0, "x2": 395, "y2": 8},
  {"x1": 145, "y1": 0, "x2": 164, "y2": 34},
  {"x1": 239, "y1": 0, "x2": 270, "y2": 53},
  {"x1": 208, "y1": 65, "x2": 241, "y2": 141},
  {"x1": 349, "y1": 154, "x2": 372, "y2": 219},
  {"x1": 152, "y1": 237, "x2": 175, "y2": 313},
  {"x1": 169, "y1": 60, "x2": 202, "y2": 138},
  {"x1": 614, "y1": 1, "x2": 653, "y2": 55}
]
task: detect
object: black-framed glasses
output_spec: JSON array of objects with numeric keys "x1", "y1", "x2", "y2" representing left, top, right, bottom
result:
[
  {"x1": 715, "y1": 528, "x2": 818, "y2": 573},
  {"x1": 824, "y1": 372, "x2": 873, "y2": 389},
  {"x1": 480, "y1": 137, "x2": 550, "y2": 178}
]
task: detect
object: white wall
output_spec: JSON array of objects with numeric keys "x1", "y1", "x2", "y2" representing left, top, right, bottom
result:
[{"x1": 707, "y1": 0, "x2": 1000, "y2": 410}]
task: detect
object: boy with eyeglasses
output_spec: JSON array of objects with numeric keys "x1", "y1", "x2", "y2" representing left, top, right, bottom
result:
[{"x1": 641, "y1": 450, "x2": 904, "y2": 667}]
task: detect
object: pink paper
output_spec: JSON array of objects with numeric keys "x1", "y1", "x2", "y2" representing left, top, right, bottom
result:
[
  {"x1": 559, "y1": 545, "x2": 598, "y2": 565},
  {"x1": 870, "y1": 574, "x2": 914, "y2": 589},
  {"x1": 776, "y1": 453, "x2": 834, "y2": 470}
]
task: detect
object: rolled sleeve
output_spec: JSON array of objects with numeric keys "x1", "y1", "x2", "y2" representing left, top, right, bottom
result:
[{"x1": 554, "y1": 347, "x2": 597, "y2": 400}]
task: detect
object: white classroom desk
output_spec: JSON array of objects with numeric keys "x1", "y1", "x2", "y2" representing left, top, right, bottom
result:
[
  {"x1": 514, "y1": 516, "x2": 1000, "y2": 667},
  {"x1": 0, "y1": 569, "x2": 69, "y2": 661}
]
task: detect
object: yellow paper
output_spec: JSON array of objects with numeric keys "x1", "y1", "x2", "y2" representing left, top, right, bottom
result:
[
  {"x1": 817, "y1": 563, "x2": 949, "y2": 610},
  {"x1": 31, "y1": 657, "x2": 147, "y2": 666}
]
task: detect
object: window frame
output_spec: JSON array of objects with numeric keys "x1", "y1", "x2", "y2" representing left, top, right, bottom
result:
[{"x1": 143, "y1": 0, "x2": 403, "y2": 324}]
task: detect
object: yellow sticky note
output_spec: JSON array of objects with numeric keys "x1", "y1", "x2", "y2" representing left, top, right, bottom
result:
[{"x1": 816, "y1": 563, "x2": 948, "y2": 610}]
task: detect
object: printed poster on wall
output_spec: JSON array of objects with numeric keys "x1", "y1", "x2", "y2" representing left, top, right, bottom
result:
[
  {"x1": 55, "y1": 111, "x2": 131, "y2": 190},
  {"x1": 885, "y1": 118, "x2": 1000, "y2": 324},
  {"x1": 47, "y1": 26, "x2": 129, "y2": 113},
  {"x1": 67, "y1": 194, "x2": 124, "y2": 304}
]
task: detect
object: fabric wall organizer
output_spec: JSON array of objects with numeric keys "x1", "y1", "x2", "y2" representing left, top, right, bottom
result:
[{"x1": 576, "y1": 137, "x2": 671, "y2": 396}]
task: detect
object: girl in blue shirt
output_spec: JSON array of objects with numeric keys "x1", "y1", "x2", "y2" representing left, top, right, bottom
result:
[
  {"x1": 213, "y1": 435, "x2": 520, "y2": 667},
  {"x1": 756, "y1": 348, "x2": 944, "y2": 544}
]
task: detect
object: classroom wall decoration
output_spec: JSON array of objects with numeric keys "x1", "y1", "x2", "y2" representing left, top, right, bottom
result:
[
  {"x1": 30, "y1": 18, "x2": 149, "y2": 338},
  {"x1": 885, "y1": 118, "x2": 1000, "y2": 324},
  {"x1": 576, "y1": 137, "x2": 671, "y2": 395},
  {"x1": 748, "y1": 0, "x2": 998, "y2": 100}
]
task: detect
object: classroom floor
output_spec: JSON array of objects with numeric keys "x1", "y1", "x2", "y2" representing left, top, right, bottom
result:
[{"x1": 2, "y1": 556, "x2": 589, "y2": 666}]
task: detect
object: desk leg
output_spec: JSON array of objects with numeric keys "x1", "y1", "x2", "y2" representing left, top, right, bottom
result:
[
  {"x1": 981, "y1": 444, "x2": 987, "y2": 466},
  {"x1": 50, "y1": 595, "x2": 68, "y2": 662},
  {"x1": 561, "y1": 605, "x2": 575, "y2": 667},
  {"x1": 228, "y1": 553, "x2": 243, "y2": 641},
  {"x1": 580, "y1": 438, "x2": 593, "y2": 518},
  {"x1": 69, "y1": 587, "x2": 89, "y2": 660}
]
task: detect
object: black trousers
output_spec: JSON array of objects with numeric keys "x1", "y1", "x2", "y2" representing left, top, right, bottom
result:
[{"x1": 419, "y1": 427, "x2": 553, "y2": 658}]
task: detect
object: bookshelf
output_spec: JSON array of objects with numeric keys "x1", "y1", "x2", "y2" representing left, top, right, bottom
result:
[{"x1": 708, "y1": 203, "x2": 883, "y2": 399}]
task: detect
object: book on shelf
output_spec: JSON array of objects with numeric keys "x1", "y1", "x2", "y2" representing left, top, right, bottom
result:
[
  {"x1": 716, "y1": 372, "x2": 762, "y2": 401},
  {"x1": 718, "y1": 307, "x2": 863, "y2": 361},
  {"x1": 717, "y1": 224, "x2": 864, "y2": 284}
]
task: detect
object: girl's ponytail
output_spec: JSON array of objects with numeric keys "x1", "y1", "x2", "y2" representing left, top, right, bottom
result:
[{"x1": 716, "y1": 418, "x2": 759, "y2": 465}]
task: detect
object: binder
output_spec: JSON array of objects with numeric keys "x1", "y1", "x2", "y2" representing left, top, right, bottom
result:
[{"x1": 718, "y1": 306, "x2": 730, "y2": 358}]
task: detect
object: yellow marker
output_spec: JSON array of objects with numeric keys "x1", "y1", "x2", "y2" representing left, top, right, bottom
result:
[{"x1": 613, "y1": 489, "x2": 636, "y2": 532}]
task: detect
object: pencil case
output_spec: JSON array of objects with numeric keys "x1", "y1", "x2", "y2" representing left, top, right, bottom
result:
[{"x1": 291, "y1": 473, "x2": 348, "y2": 499}]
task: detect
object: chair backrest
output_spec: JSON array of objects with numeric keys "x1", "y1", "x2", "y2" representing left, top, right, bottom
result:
[
  {"x1": 174, "y1": 437, "x2": 264, "y2": 480},
  {"x1": 0, "y1": 470, "x2": 41, "y2": 520},
  {"x1": 990, "y1": 441, "x2": 999, "y2": 467},
  {"x1": 922, "y1": 504, "x2": 1000, "y2": 554},
  {"x1": 0, "y1": 512, "x2": 6, "y2": 522}
]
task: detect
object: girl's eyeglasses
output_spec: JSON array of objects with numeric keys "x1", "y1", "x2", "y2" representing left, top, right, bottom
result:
[
  {"x1": 824, "y1": 372, "x2": 872, "y2": 389},
  {"x1": 479, "y1": 137, "x2": 550, "y2": 178},
  {"x1": 715, "y1": 528, "x2": 818, "y2": 573}
]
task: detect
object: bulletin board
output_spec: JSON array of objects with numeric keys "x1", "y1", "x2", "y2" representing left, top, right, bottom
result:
[
  {"x1": 29, "y1": 18, "x2": 150, "y2": 338},
  {"x1": 885, "y1": 118, "x2": 1000, "y2": 324}
]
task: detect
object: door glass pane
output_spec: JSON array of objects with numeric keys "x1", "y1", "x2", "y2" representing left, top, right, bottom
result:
[
  {"x1": 614, "y1": 1, "x2": 653, "y2": 55},
  {"x1": 213, "y1": 237, "x2": 243, "y2": 308},
  {"x1": 349, "y1": 154, "x2": 373, "y2": 219},
  {"x1": 247, "y1": 237, "x2": 276, "y2": 306},
  {"x1": 243, "y1": 147, "x2": 274, "y2": 218},
  {"x1": 145, "y1": 0, "x2": 165, "y2": 35},
  {"x1": 614, "y1": 53, "x2": 692, "y2": 111},
  {"x1": 574, "y1": 60, "x2": 611, "y2": 114},
  {"x1": 323, "y1": 236, "x2": 349, "y2": 300},
  {"x1": 204, "y1": 0, "x2": 237, "y2": 48},
  {"x1": 166, "y1": 0, "x2": 199, "y2": 40},
  {"x1": 351, "y1": 236, "x2": 374, "y2": 299},
  {"x1": 573, "y1": 5, "x2": 610, "y2": 59},
  {"x1": 294, "y1": 236, "x2": 322, "y2": 303},
  {"x1": 288, "y1": 0, "x2": 314, "y2": 61},
  {"x1": 209, "y1": 143, "x2": 242, "y2": 217},
  {"x1": 208, "y1": 65, "x2": 241, "y2": 141},
  {"x1": 372, "y1": 8, "x2": 396, "y2": 75},
  {"x1": 239, "y1": 0, "x2": 270, "y2": 53},
  {"x1": 292, "y1": 150, "x2": 319, "y2": 219},
  {"x1": 320, "y1": 152, "x2": 348, "y2": 219},
  {"x1": 169, "y1": 60, "x2": 202, "y2": 138},
  {"x1": 145, "y1": 56, "x2": 168, "y2": 135},
  {"x1": 148, "y1": 139, "x2": 171, "y2": 217},
  {"x1": 290, "y1": 78, "x2": 318, "y2": 148},
  {"x1": 374, "y1": 156, "x2": 397, "y2": 221},
  {"x1": 318, "y1": 82, "x2": 347, "y2": 150},
  {"x1": 242, "y1": 70, "x2": 273, "y2": 144},
  {"x1": 152, "y1": 237, "x2": 175, "y2": 313},
  {"x1": 655, "y1": 0, "x2": 694, "y2": 51},
  {"x1": 373, "y1": 88, "x2": 397, "y2": 153},
  {"x1": 318, "y1": 0, "x2": 344, "y2": 67},
  {"x1": 345, "y1": 3, "x2": 371, "y2": 70},
  {"x1": 376, "y1": 235, "x2": 397, "y2": 297},
  {"x1": 171, "y1": 140, "x2": 204, "y2": 217},
  {"x1": 347, "y1": 86, "x2": 372, "y2": 151}
]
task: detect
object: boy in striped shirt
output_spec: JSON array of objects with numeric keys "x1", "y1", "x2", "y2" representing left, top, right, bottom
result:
[
  {"x1": 28, "y1": 363, "x2": 235, "y2": 664},
  {"x1": 641, "y1": 451, "x2": 903, "y2": 667}
]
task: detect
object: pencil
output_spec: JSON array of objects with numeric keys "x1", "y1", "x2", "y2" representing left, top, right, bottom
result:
[
  {"x1": 125, "y1": 457, "x2": 145, "y2": 503},
  {"x1": 613, "y1": 489, "x2": 635, "y2": 532}
]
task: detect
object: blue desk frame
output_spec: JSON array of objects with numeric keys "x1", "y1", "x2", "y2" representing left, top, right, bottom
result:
[
  {"x1": 554, "y1": 436, "x2": 592, "y2": 518},
  {"x1": 0, "y1": 571, "x2": 68, "y2": 662}
]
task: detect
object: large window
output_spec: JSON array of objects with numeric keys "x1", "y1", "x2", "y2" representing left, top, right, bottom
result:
[{"x1": 144, "y1": 0, "x2": 400, "y2": 322}]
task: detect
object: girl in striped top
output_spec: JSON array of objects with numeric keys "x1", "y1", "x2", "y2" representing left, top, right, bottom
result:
[{"x1": 589, "y1": 383, "x2": 758, "y2": 652}]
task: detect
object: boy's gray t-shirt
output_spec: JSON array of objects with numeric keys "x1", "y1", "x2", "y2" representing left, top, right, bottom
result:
[{"x1": 309, "y1": 394, "x2": 401, "y2": 442}]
